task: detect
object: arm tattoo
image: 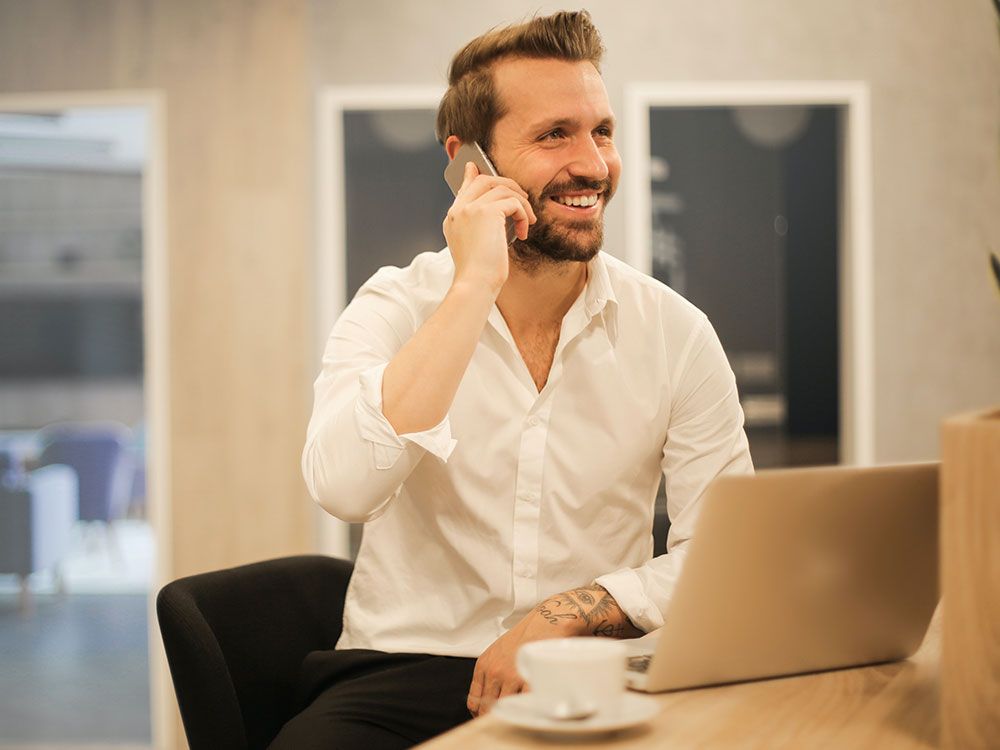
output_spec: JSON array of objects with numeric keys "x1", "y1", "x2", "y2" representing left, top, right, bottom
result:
[
  {"x1": 534, "y1": 585, "x2": 642, "y2": 639},
  {"x1": 536, "y1": 597, "x2": 580, "y2": 626}
]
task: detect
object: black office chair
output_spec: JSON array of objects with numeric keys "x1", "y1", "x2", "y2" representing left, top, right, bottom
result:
[{"x1": 156, "y1": 555, "x2": 354, "y2": 750}]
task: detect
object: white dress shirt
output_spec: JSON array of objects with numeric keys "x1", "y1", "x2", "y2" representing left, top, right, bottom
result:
[{"x1": 303, "y1": 248, "x2": 753, "y2": 657}]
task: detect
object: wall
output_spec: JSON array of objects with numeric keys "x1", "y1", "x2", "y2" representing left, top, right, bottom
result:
[{"x1": 311, "y1": 0, "x2": 1000, "y2": 462}]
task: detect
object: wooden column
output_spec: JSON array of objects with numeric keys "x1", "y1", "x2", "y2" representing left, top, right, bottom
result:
[{"x1": 941, "y1": 407, "x2": 1000, "y2": 749}]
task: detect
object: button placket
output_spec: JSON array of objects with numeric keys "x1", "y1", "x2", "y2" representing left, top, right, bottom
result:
[
  {"x1": 508, "y1": 296, "x2": 592, "y2": 613},
  {"x1": 510, "y1": 403, "x2": 552, "y2": 611}
]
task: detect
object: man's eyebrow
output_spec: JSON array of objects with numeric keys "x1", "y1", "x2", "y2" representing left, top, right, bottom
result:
[
  {"x1": 528, "y1": 116, "x2": 616, "y2": 134},
  {"x1": 528, "y1": 117, "x2": 578, "y2": 133}
]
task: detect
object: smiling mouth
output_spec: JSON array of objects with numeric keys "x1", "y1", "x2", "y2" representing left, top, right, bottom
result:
[{"x1": 550, "y1": 193, "x2": 601, "y2": 208}]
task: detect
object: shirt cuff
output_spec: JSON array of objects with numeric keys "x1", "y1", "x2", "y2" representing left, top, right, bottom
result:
[
  {"x1": 354, "y1": 363, "x2": 457, "y2": 470},
  {"x1": 593, "y1": 567, "x2": 665, "y2": 633}
]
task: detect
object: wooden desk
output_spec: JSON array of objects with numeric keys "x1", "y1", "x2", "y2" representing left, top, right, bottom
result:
[{"x1": 420, "y1": 605, "x2": 941, "y2": 749}]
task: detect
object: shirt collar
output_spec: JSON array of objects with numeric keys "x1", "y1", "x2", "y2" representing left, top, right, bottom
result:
[
  {"x1": 584, "y1": 251, "x2": 620, "y2": 344},
  {"x1": 484, "y1": 251, "x2": 620, "y2": 345}
]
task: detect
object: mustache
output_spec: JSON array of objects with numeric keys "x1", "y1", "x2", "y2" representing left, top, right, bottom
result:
[{"x1": 539, "y1": 176, "x2": 613, "y2": 200}]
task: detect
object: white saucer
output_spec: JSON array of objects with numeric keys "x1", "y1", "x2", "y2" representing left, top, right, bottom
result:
[{"x1": 492, "y1": 693, "x2": 659, "y2": 736}]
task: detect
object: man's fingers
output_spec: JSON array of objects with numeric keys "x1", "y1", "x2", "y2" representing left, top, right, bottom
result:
[
  {"x1": 477, "y1": 675, "x2": 524, "y2": 716},
  {"x1": 467, "y1": 661, "x2": 485, "y2": 715},
  {"x1": 455, "y1": 174, "x2": 530, "y2": 205},
  {"x1": 460, "y1": 160, "x2": 478, "y2": 190},
  {"x1": 448, "y1": 193, "x2": 532, "y2": 245},
  {"x1": 494, "y1": 175, "x2": 530, "y2": 201},
  {"x1": 470, "y1": 173, "x2": 529, "y2": 200},
  {"x1": 449, "y1": 174, "x2": 535, "y2": 244},
  {"x1": 498, "y1": 678, "x2": 525, "y2": 699},
  {"x1": 491, "y1": 196, "x2": 533, "y2": 239},
  {"x1": 479, "y1": 674, "x2": 504, "y2": 715},
  {"x1": 484, "y1": 185, "x2": 536, "y2": 225}
]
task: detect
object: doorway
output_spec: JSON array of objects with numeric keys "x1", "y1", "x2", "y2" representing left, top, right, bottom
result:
[
  {"x1": 625, "y1": 82, "x2": 874, "y2": 468},
  {"x1": 316, "y1": 87, "x2": 447, "y2": 560},
  {"x1": 0, "y1": 94, "x2": 168, "y2": 749}
]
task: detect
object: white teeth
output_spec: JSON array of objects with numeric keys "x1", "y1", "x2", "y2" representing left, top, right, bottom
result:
[{"x1": 554, "y1": 194, "x2": 599, "y2": 207}]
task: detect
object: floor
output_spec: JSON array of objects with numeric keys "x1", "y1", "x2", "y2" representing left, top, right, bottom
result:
[
  {"x1": 0, "y1": 522, "x2": 153, "y2": 748},
  {"x1": 0, "y1": 520, "x2": 154, "y2": 599}
]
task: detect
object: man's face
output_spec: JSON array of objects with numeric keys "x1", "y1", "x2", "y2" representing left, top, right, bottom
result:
[{"x1": 487, "y1": 57, "x2": 621, "y2": 266}]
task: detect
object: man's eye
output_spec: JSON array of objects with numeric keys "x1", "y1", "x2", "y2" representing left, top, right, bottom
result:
[
  {"x1": 595, "y1": 127, "x2": 613, "y2": 139},
  {"x1": 541, "y1": 129, "x2": 565, "y2": 140}
]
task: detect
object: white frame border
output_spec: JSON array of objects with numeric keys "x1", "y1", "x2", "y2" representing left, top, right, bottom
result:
[
  {"x1": 315, "y1": 86, "x2": 444, "y2": 558},
  {"x1": 0, "y1": 90, "x2": 172, "y2": 749},
  {"x1": 625, "y1": 81, "x2": 874, "y2": 466}
]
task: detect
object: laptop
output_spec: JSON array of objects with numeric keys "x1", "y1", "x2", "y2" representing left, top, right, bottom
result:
[{"x1": 625, "y1": 461, "x2": 939, "y2": 692}]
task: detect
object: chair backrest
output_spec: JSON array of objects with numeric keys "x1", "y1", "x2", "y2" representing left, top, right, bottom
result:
[
  {"x1": 157, "y1": 555, "x2": 353, "y2": 750},
  {"x1": 0, "y1": 448, "x2": 25, "y2": 487},
  {"x1": 39, "y1": 425, "x2": 132, "y2": 522}
]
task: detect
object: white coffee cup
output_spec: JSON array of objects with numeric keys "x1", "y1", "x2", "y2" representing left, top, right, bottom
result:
[{"x1": 516, "y1": 637, "x2": 627, "y2": 719}]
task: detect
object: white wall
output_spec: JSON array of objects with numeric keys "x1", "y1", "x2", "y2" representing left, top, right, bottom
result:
[{"x1": 310, "y1": 0, "x2": 1000, "y2": 462}]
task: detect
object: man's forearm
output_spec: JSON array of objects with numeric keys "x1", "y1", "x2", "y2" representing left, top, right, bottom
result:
[
  {"x1": 382, "y1": 280, "x2": 495, "y2": 435},
  {"x1": 535, "y1": 584, "x2": 644, "y2": 639}
]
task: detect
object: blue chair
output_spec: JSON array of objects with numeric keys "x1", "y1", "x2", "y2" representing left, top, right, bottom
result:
[{"x1": 38, "y1": 424, "x2": 133, "y2": 524}]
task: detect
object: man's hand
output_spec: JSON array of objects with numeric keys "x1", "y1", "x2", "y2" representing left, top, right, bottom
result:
[
  {"x1": 467, "y1": 584, "x2": 642, "y2": 717},
  {"x1": 443, "y1": 161, "x2": 536, "y2": 296},
  {"x1": 381, "y1": 161, "x2": 536, "y2": 436}
]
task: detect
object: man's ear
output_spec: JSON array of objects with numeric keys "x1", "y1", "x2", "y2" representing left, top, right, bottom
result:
[{"x1": 445, "y1": 135, "x2": 463, "y2": 161}]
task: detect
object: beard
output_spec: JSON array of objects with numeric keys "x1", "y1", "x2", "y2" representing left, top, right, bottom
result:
[{"x1": 510, "y1": 176, "x2": 615, "y2": 270}]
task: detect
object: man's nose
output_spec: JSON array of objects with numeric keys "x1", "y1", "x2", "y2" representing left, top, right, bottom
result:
[{"x1": 567, "y1": 136, "x2": 610, "y2": 182}]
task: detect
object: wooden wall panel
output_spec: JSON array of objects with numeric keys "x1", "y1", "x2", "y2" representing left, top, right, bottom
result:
[{"x1": 146, "y1": 0, "x2": 313, "y2": 577}]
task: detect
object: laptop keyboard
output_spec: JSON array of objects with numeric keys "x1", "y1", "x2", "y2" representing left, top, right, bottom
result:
[{"x1": 628, "y1": 654, "x2": 653, "y2": 673}]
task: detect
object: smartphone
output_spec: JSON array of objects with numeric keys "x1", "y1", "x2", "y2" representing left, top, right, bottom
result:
[{"x1": 443, "y1": 141, "x2": 518, "y2": 245}]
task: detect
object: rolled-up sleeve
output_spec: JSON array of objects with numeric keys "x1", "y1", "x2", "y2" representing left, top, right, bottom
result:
[
  {"x1": 594, "y1": 317, "x2": 754, "y2": 632},
  {"x1": 302, "y1": 278, "x2": 456, "y2": 523}
]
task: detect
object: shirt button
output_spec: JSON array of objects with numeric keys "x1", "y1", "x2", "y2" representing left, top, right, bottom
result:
[
  {"x1": 519, "y1": 566, "x2": 535, "y2": 578},
  {"x1": 521, "y1": 492, "x2": 537, "y2": 503},
  {"x1": 527, "y1": 416, "x2": 539, "y2": 427}
]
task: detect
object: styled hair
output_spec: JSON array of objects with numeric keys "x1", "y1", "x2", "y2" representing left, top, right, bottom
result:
[{"x1": 435, "y1": 10, "x2": 605, "y2": 151}]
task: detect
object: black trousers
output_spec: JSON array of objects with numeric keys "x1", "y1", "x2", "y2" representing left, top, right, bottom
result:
[{"x1": 268, "y1": 649, "x2": 477, "y2": 750}]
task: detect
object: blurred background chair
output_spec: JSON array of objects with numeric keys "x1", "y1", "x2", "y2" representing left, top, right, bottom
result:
[
  {"x1": 157, "y1": 555, "x2": 353, "y2": 750},
  {"x1": 126, "y1": 421, "x2": 147, "y2": 519},
  {"x1": 0, "y1": 449, "x2": 13, "y2": 477},
  {"x1": 0, "y1": 461, "x2": 78, "y2": 612},
  {"x1": 38, "y1": 423, "x2": 134, "y2": 528}
]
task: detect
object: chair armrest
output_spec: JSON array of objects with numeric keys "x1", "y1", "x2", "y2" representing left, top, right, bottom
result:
[
  {"x1": 29, "y1": 465, "x2": 78, "y2": 570},
  {"x1": 0, "y1": 465, "x2": 77, "y2": 574},
  {"x1": 0, "y1": 485, "x2": 31, "y2": 573},
  {"x1": 157, "y1": 555, "x2": 353, "y2": 750}
]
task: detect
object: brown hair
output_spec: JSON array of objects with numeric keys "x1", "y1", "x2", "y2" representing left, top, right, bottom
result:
[{"x1": 435, "y1": 11, "x2": 605, "y2": 151}]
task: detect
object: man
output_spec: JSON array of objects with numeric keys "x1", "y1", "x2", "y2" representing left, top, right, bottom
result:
[{"x1": 282, "y1": 10, "x2": 752, "y2": 750}]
